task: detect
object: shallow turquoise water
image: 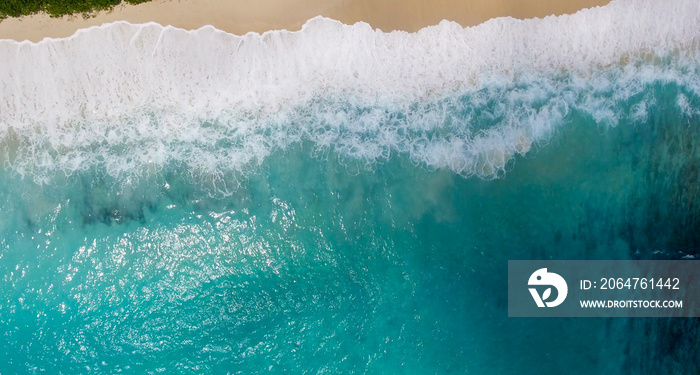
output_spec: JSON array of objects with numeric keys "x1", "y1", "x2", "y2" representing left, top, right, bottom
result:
[{"x1": 0, "y1": 72, "x2": 699, "y2": 373}]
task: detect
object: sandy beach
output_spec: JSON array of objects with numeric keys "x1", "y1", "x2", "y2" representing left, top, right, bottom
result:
[{"x1": 0, "y1": 0, "x2": 612, "y2": 42}]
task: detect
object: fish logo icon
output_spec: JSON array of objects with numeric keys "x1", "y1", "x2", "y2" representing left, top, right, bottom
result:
[{"x1": 528, "y1": 268, "x2": 568, "y2": 307}]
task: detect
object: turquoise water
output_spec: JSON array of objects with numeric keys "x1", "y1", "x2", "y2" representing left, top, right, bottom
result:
[{"x1": 1, "y1": 0, "x2": 700, "y2": 373}]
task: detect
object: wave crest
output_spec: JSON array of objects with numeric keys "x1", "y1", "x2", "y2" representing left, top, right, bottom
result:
[{"x1": 0, "y1": 0, "x2": 698, "y2": 185}]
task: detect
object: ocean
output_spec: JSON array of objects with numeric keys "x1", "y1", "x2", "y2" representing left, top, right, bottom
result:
[{"x1": 0, "y1": 0, "x2": 698, "y2": 373}]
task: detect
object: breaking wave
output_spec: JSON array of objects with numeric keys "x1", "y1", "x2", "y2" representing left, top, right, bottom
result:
[{"x1": 0, "y1": 0, "x2": 697, "y2": 187}]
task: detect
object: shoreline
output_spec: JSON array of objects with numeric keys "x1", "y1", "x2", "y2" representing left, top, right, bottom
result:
[{"x1": 0, "y1": 0, "x2": 612, "y2": 43}]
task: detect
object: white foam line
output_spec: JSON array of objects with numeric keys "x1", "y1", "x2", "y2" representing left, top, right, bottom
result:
[
  {"x1": 0, "y1": 0, "x2": 697, "y2": 184},
  {"x1": 0, "y1": 0, "x2": 697, "y2": 116}
]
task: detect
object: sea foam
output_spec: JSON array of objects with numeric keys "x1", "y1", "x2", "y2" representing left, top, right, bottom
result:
[{"x1": 0, "y1": 0, "x2": 698, "y2": 185}]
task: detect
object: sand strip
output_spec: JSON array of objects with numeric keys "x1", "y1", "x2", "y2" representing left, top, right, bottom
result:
[{"x1": 0, "y1": 0, "x2": 612, "y2": 42}]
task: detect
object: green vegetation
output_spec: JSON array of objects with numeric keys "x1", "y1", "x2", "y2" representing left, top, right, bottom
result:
[{"x1": 0, "y1": 0, "x2": 151, "y2": 20}]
